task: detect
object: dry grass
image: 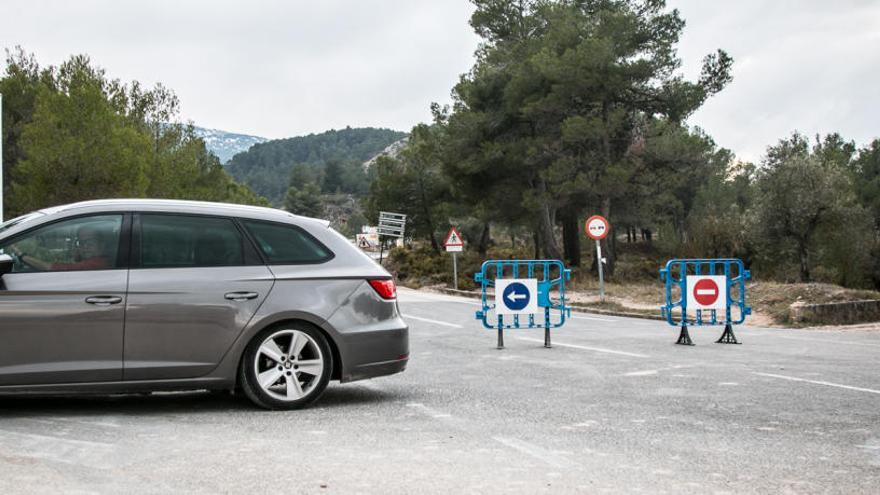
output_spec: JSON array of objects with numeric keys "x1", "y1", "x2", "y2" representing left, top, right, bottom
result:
[
  {"x1": 747, "y1": 282, "x2": 880, "y2": 325},
  {"x1": 564, "y1": 279, "x2": 880, "y2": 326}
]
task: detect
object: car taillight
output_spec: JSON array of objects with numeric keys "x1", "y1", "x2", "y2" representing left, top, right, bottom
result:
[{"x1": 367, "y1": 278, "x2": 397, "y2": 300}]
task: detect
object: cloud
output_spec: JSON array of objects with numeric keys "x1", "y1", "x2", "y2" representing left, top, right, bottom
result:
[
  {"x1": 2, "y1": 0, "x2": 480, "y2": 139},
  {"x1": 3, "y1": 0, "x2": 878, "y2": 162},
  {"x1": 669, "y1": 0, "x2": 880, "y2": 161}
]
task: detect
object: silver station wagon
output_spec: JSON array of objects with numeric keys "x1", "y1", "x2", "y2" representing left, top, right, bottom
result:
[{"x1": 0, "y1": 199, "x2": 408, "y2": 409}]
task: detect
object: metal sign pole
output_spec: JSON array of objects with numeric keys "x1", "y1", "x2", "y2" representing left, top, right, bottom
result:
[
  {"x1": 596, "y1": 240, "x2": 605, "y2": 302},
  {"x1": 452, "y1": 252, "x2": 458, "y2": 290}
]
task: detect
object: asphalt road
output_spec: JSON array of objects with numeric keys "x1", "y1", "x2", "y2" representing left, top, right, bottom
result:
[{"x1": 1, "y1": 287, "x2": 879, "y2": 494}]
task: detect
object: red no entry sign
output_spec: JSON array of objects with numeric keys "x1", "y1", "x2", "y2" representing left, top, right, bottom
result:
[
  {"x1": 686, "y1": 275, "x2": 727, "y2": 310},
  {"x1": 584, "y1": 215, "x2": 610, "y2": 240},
  {"x1": 693, "y1": 278, "x2": 719, "y2": 306}
]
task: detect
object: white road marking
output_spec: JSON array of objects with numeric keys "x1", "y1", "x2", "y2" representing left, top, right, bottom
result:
[
  {"x1": 407, "y1": 403, "x2": 572, "y2": 468},
  {"x1": 397, "y1": 289, "x2": 482, "y2": 306},
  {"x1": 0, "y1": 429, "x2": 116, "y2": 469},
  {"x1": 763, "y1": 334, "x2": 880, "y2": 349},
  {"x1": 622, "y1": 364, "x2": 698, "y2": 377},
  {"x1": 754, "y1": 372, "x2": 880, "y2": 395},
  {"x1": 516, "y1": 337, "x2": 649, "y2": 358},
  {"x1": 403, "y1": 315, "x2": 463, "y2": 328},
  {"x1": 624, "y1": 370, "x2": 658, "y2": 376},
  {"x1": 570, "y1": 314, "x2": 614, "y2": 322},
  {"x1": 0, "y1": 429, "x2": 112, "y2": 448},
  {"x1": 491, "y1": 436, "x2": 574, "y2": 468},
  {"x1": 29, "y1": 416, "x2": 121, "y2": 428}
]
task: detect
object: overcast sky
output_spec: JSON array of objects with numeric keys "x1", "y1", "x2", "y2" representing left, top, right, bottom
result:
[{"x1": 3, "y1": 0, "x2": 879, "y2": 162}]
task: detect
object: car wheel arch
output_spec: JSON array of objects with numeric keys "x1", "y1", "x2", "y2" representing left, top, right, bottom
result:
[{"x1": 235, "y1": 318, "x2": 343, "y2": 385}]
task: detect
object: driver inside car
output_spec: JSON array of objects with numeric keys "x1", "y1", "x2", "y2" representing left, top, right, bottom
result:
[{"x1": 9, "y1": 224, "x2": 114, "y2": 271}]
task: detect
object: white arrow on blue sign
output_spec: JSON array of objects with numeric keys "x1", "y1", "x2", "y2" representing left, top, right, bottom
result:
[{"x1": 495, "y1": 279, "x2": 539, "y2": 315}]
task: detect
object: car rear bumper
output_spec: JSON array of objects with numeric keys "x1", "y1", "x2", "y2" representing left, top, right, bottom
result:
[
  {"x1": 344, "y1": 354, "x2": 409, "y2": 382},
  {"x1": 335, "y1": 323, "x2": 409, "y2": 383}
]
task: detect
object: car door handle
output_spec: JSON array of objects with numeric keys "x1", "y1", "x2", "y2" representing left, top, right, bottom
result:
[
  {"x1": 85, "y1": 295, "x2": 123, "y2": 306},
  {"x1": 225, "y1": 291, "x2": 259, "y2": 301}
]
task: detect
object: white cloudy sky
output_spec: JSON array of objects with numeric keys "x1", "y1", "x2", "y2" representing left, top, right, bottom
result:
[{"x1": 2, "y1": 0, "x2": 879, "y2": 162}]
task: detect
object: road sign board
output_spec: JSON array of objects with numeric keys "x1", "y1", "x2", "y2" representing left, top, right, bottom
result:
[
  {"x1": 686, "y1": 275, "x2": 726, "y2": 310},
  {"x1": 584, "y1": 215, "x2": 610, "y2": 241},
  {"x1": 443, "y1": 227, "x2": 464, "y2": 249},
  {"x1": 356, "y1": 234, "x2": 377, "y2": 249},
  {"x1": 495, "y1": 279, "x2": 538, "y2": 315},
  {"x1": 378, "y1": 211, "x2": 406, "y2": 238}
]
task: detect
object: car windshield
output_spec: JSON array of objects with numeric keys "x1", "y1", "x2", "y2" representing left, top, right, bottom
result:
[{"x1": 0, "y1": 212, "x2": 44, "y2": 236}]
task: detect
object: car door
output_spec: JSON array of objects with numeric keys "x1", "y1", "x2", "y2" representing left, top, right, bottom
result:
[
  {"x1": 123, "y1": 213, "x2": 274, "y2": 380},
  {"x1": 0, "y1": 213, "x2": 129, "y2": 386}
]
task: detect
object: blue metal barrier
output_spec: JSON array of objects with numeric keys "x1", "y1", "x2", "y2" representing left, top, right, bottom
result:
[
  {"x1": 659, "y1": 258, "x2": 751, "y2": 345},
  {"x1": 475, "y1": 259, "x2": 572, "y2": 349}
]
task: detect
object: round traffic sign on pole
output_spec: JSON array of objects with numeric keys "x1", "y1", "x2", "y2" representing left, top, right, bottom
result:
[
  {"x1": 584, "y1": 215, "x2": 610, "y2": 241},
  {"x1": 693, "y1": 278, "x2": 720, "y2": 306}
]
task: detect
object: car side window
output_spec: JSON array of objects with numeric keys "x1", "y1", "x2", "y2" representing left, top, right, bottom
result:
[
  {"x1": 0, "y1": 215, "x2": 123, "y2": 273},
  {"x1": 140, "y1": 214, "x2": 244, "y2": 268},
  {"x1": 241, "y1": 219, "x2": 333, "y2": 264}
]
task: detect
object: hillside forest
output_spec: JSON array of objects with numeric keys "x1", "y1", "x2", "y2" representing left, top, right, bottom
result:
[{"x1": 225, "y1": 127, "x2": 406, "y2": 236}]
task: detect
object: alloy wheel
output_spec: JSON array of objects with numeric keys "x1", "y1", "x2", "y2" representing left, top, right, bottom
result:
[{"x1": 253, "y1": 329, "x2": 325, "y2": 401}]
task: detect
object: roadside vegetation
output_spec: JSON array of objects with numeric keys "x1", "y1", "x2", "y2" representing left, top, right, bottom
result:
[
  {"x1": 0, "y1": 48, "x2": 267, "y2": 216},
  {"x1": 366, "y1": 0, "x2": 880, "y2": 316},
  {"x1": 386, "y1": 241, "x2": 880, "y2": 327}
]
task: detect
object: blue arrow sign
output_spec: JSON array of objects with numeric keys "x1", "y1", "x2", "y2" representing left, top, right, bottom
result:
[{"x1": 502, "y1": 282, "x2": 531, "y2": 311}]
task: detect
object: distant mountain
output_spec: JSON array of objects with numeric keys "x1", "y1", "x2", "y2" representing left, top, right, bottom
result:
[
  {"x1": 362, "y1": 137, "x2": 409, "y2": 170},
  {"x1": 193, "y1": 127, "x2": 268, "y2": 164},
  {"x1": 226, "y1": 127, "x2": 407, "y2": 205}
]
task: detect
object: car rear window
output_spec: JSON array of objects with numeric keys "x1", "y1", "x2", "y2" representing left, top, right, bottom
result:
[
  {"x1": 140, "y1": 214, "x2": 245, "y2": 268},
  {"x1": 241, "y1": 219, "x2": 333, "y2": 264}
]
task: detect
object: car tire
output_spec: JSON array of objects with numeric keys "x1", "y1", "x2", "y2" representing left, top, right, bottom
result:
[{"x1": 239, "y1": 323, "x2": 333, "y2": 410}]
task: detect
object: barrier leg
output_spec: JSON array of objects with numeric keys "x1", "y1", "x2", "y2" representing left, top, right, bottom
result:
[
  {"x1": 497, "y1": 327, "x2": 504, "y2": 350},
  {"x1": 543, "y1": 306, "x2": 551, "y2": 348},
  {"x1": 676, "y1": 325, "x2": 694, "y2": 346},
  {"x1": 716, "y1": 324, "x2": 741, "y2": 344}
]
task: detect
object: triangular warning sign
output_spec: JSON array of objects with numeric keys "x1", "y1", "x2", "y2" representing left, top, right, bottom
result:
[{"x1": 443, "y1": 227, "x2": 464, "y2": 247}]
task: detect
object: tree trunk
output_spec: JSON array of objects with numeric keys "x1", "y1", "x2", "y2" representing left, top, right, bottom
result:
[
  {"x1": 536, "y1": 179, "x2": 562, "y2": 260},
  {"x1": 600, "y1": 196, "x2": 615, "y2": 276},
  {"x1": 561, "y1": 211, "x2": 581, "y2": 267},
  {"x1": 798, "y1": 241, "x2": 811, "y2": 282},
  {"x1": 415, "y1": 171, "x2": 440, "y2": 253},
  {"x1": 533, "y1": 230, "x2": 540, "y2": 259},
  {"x1": 478, "y1": 222, "x2": 491, "y2": 256},
  {"x1": 427, "y1": 228, "x2": 440, "y2": 253}
]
